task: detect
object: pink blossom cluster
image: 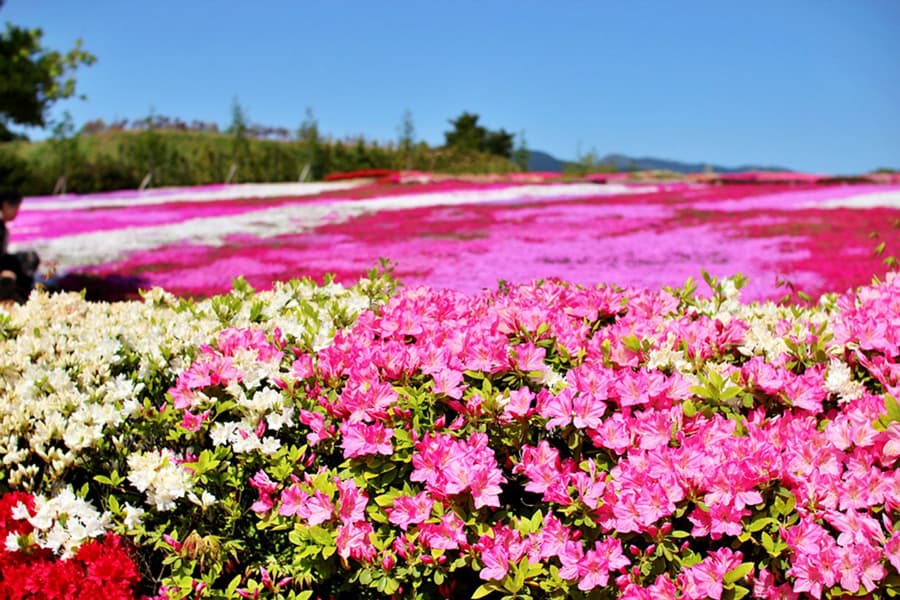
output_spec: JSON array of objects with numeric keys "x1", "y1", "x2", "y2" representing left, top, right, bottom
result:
[
  {"x1": 162, "y1": 271, "x2": 900, "y2": 597},
  {"x1": 19, "y1": 181, "x2": 900, "y2": 302}
]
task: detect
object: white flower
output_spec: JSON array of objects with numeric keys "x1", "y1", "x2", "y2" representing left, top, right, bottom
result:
[
  {"x1": 260, "y1": 436, "x2": 282, "y2": 455},
  {"x1": 824, "y1": 359, "x2": 864, "y2": 403},
  {"x1": 187, "y1": 490, "x2": 217, "y2": 508},
  {"x1": 23, "y1": 488, "x2": 111, "y2": 558},
  {"x1": 266, "y1": 406, "x2": 294, "y2": 431},
  {"x1": 5, "y1": 532, "x2": 23, "y2": 552},
  {"x1": 127, "y1": 449, "x2": 194, "y2": 511},
  {"x1": 11, "y1": 501, "x2": 30, "y2": 520},
  {"x1": 122, "y1": 503, "x2": 145, "y2": 528}
]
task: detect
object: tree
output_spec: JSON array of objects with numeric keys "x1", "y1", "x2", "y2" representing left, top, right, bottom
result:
[
  {"x1": 444, "y1": 111, "x2": 487, "y2": 153},
  {"x1": 513, "y1": 130, "x2": 529, "y2": 171},
  {"x1": 0, "y1": 2, "x2": 96, "y2": 141},
  {"x1": 397, "y1": 109, "x2": 415, "y2": 153},
  {"x1": 297, "y1": 107, "x2": 319, "y2": 145},
  {"x1": 444, "y1": 111, "x2": 514, "y2": 159},
  {"x1": 484, "y1": 128, "x2": 514, "y2": 160},
  {"x1": 227, "y1": 97, "x2": 250, "y2": 173},
  {"x1": 297, "y1": 107, "x2": 324, "y2": 180},
  {"x1": 48, "y1": 110, "x2": 80, "y2": 193}
]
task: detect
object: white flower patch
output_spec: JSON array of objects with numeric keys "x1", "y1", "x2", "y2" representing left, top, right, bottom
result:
[
  {"x1": 127, "y1": 448, "x2": 196, "y2": 511},
  {"x1": 824, "y1": 358, "x2": 864, "y2": 403},
  {"x1": 0, "y1": 276, "x2": 381, "y2": 493},
  {"x1": 209, "y1": 420, "x2": 282, "y2": 455},
  {"x1": 15, "y1": 488, "x2": 111, "y2": 558}
]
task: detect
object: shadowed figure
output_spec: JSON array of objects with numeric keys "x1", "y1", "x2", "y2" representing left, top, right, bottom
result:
[{"x1": 0, "y1": 188, "x2": 40, "y2": 303}]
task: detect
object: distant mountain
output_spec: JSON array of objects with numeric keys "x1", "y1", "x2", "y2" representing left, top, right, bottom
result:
[
  {"x1": 527, "y1": 150, "x2": 570, "y2": 173},
  {"x1": 527, "y1": 150, "x2": 791, "y2": 174}
]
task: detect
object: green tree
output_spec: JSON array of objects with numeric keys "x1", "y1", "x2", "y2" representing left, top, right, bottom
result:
[
  {"x1": 0, "y1": 2, "x2": 96, "y2": 141},
  {"x1": 512, "y1": 130, "x2": 529, "y2": 170},
  {"x1": 444, "y1": 111, "x2": 487, "y2": 153},
  {"x1": 397, "y1": 109, "x2": 415, "y2": 153},
  {"x1": 47, "y1": 110, "x2": 80, "y2": 192},
  {"x1": 565, "y1": 145, "x2": 617, "y2": 176},
  {"x1": 297, "y1": 107, "x2": 323, "y2": 179},
  {"x1": 227, "y1": 97, "x2": 249, "y2": 180},
  {"x1": 444, "y1": 111, "x2": 514, "y2": 159},
  {"x1": 397, "y1": 109, "x2": 415, "y2": 169}
]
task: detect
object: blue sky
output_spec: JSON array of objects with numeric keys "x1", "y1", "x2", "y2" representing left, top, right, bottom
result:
[{"x1": 4, "y1": 0, "x2": 899, "y2": 173}]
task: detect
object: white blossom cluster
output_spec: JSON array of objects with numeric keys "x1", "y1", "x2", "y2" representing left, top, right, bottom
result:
[
  {"x1": 5, "y1": 487, "x2": 112, "y2": 558},
  {"x1": 0, "y1": 277, "x2": 379, "y2": 494},
  {"x1": 824, "y1": 358, "x2": 865, "y2": 403},
  {"x1": 126, "y1": 448, "x2": 197, "y2": 511}
]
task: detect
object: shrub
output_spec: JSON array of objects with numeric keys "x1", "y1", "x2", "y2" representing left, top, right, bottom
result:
[{"x1": 1, "y1": 268, "x2": 899, "y2": 599}]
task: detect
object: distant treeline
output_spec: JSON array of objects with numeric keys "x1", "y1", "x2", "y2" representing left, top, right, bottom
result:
[{"x1": 0, "y1": 110, "x2": 521, "y2": 195}]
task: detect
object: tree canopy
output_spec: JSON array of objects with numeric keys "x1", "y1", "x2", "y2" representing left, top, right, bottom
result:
[
  {"x1": 0, "y1": 2, "x2": 95, "y2": 141},
  {"x1": 444, "y1": 111, "x2": 514, "y2": 159}
]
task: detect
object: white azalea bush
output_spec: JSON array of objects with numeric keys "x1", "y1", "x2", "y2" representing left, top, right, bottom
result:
[{"x1": 1, "y1": 266, "x2": 900, "y2": 599}]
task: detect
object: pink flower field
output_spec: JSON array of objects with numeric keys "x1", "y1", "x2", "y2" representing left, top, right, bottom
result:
[{"x1": 13, "y1": 178, "x2": 900, "y2": 301}]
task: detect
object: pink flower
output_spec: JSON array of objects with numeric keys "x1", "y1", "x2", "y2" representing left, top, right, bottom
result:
[
  {"x1": 503, "y1": 387, "x2": 534, "y2": 419},
  {"x1": 419, "y1": 513, "x2": 468, "y2": 550},
  {"x1": 532, "y1": 512, "x2": 571, "y2": 560},
  {"x1": 339, "y1": 421, "x2": 394, "y2": 458},
  {"x1": 834, "y1": 543, "x2": 885, "y2": 593},
  {"x1": 680, "y1": 548, "x2": 743, "y2": 600},
  {"x1": 557, "y1": 540, "x2": 584, "y2": 582},
  {"x1": 512, "y1": 342, "x2": 546, "y2": 373},
  {"x1": 297, "y1": 490, "x2": 334, "y2": 526},
  {"x1": 179, "y1": 409, "x2": 210, "y2": 432},
  {"x1": 786, "y1": 548, "x2": 838, "y2": 599},
  {"x1": 886, "y1": 531, "x2": 900, "y2": 572},
  {"x1": 882, "y1": 422, "x2": 900, "y2": 459},
  {"x1": 468, "y1": 464, "x2": 504, "y2": 509},
  {"x1": 479, "y1": 544, "x2": 509, "y2": 581},
  {"x1": 278, "y1": 485, "x2": 309, "y2": 517},
  {"x1": 431, "y1": 368, "x2": 466, "y2": 399},
  {"x1": 614, "y1": 369, "x2": 652, "y2": 408},
  {"x1": 299, "y1": 409, "x2": 333, "y2": 446},
  {"x1": 387, "y1": 492, "x2": 434, "y2": 530},
  {"x1": 292, "y1": 353, "x2": 314, "y2": 379},
  {"x1": 539, "y1": 387, "x2": 605, "y2": 430},
  {"x1": 336, "y1": 478, "x2": 368, "y2": 524},
  {"x1": 577, "y1": 538, "x2": 629, "y2": 591},
  {"x1": 336, "y1": 520, "x2": 376, "y2": 563},
  {"x1": 515, "y1": 441, "x2": 564, "y2": 495}
]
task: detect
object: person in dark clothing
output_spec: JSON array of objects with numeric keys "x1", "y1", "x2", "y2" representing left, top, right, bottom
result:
[{"x1": 0, "y1": 188, "x2": 39, "y2": 303}]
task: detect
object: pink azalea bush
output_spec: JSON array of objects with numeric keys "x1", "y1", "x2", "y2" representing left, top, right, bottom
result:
[{"x1": 2, "y1": 266, "x2": 900, "y2": 598}]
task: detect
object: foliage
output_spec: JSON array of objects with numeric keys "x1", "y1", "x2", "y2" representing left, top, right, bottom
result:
[
  {"x1": 0, "y1": 4, "x2": 96, "y2": 142},
  {"x1": 1, "y1": 122, "x2": 520, "y2": 195},
  {"x1": 444, "y1": 112, "x2": 515, "y2": 159},
  {"x1": 1, "y1": 265, "x2": 900, "y2": 598},
  {"x1": 513, "y1": 130, "x2": 529, "y2": 172},
  {"x1": 564, "y1": 146, "x2": 618, "y2": 176}
]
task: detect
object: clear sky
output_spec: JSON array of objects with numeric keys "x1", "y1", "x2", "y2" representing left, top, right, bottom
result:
[{"x1": 4, "y1": 0, "x2": 899, "y2": 174}]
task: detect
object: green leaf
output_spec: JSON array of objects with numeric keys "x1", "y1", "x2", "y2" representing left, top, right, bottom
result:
[
  {"x1": 724, "y1": 562, "x2": 754, "y2": 584},
  {"x1": 472, "y1": 583, "x2": 502, "y2": 599},
  {"x1": 622, "y1": 334, "x2": 642, "y2": 353},
  {"x1": 886, "y1": 394, "x2": 900, "y2": 422},
  {"x1": 225, "y1": 574, "x2": 242, "y2": 596},
  {"x1": 747, "y1": 517, "x2": 773, "y2": 532},
  {"x1": 682, "y1": 400, "x2": 697, "y2": 418},
  {"x1": 732, "y1": 584, "x2": 751, "y2": 600},
  {"x1": 309, "y1": 526, "x2": 333, "y2": 546}
]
